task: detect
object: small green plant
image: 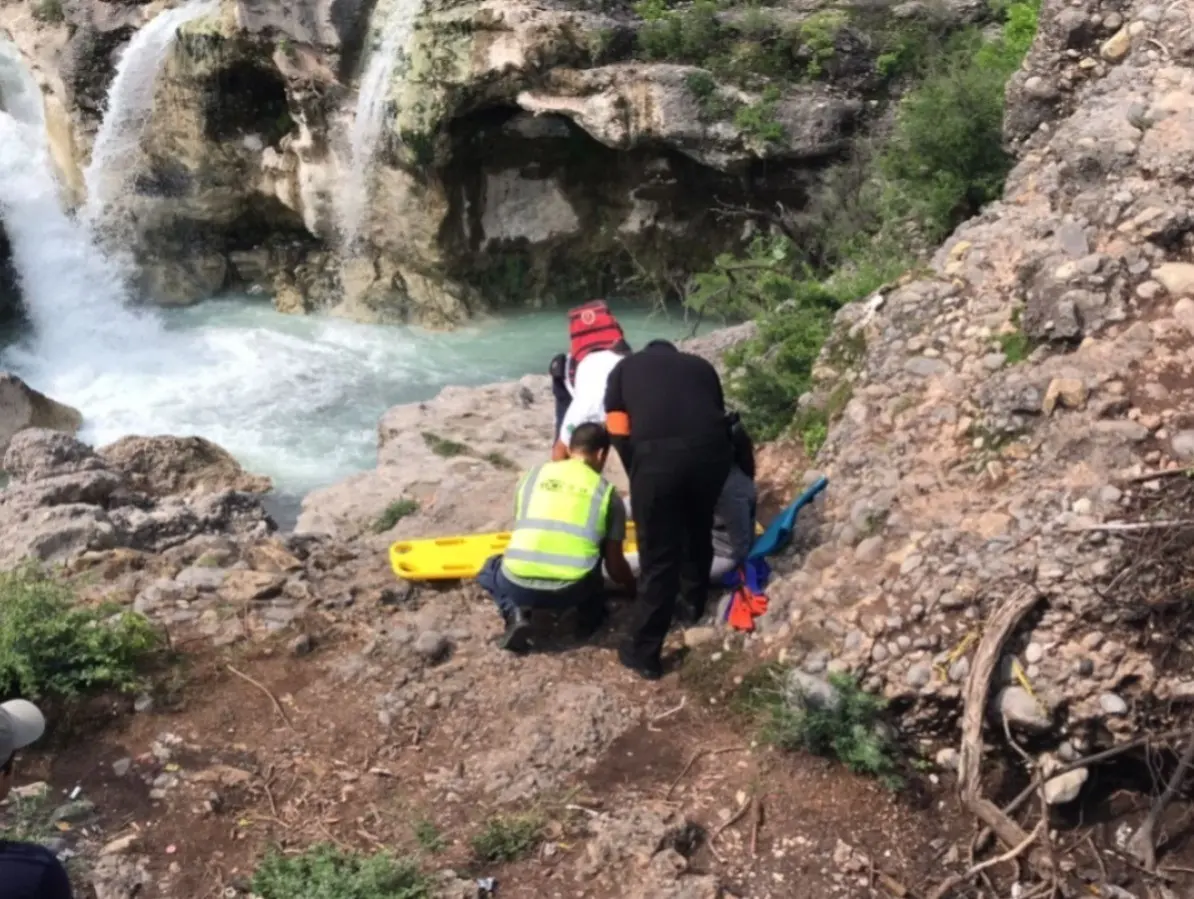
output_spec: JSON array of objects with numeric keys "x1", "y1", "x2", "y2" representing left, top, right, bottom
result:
[
  {"x1": 421, "y1": 432, "x2": 470, "y2": 458},
  {"x1": 0, "y1": 566, "x2": 159, "y2": 700},
  {"x1": 31, "y1": 0, "x2": 64, "y2": 24},
  {"x1": 796, "y1": 410, "x2": 829, "y2": 457},
  {"x1": 685, "y1": 71, "x2": 739, "y2": 122},
  {"x1": 278, "y1": 37, "x2": 295, "y2": 56},
  {"x1": 997, "y1": 329, "x2": 1031, "y2": 363},
  {"x1": 734, "y1": 85, "x2": 785, "y2": 144},
  {"x1": 0, "y1": 790, "x2": 53, "y2": 843},
  {"x1": 413, "y1": 818, "x2": 446, "y2": 854},
  {"x1": 251, "y1": 845, "x2": 432, "y2": 899},
  {"x1": 373, "y1": 498, "x2": 419, "y2": 533},
  {"x1": 797, "y1": 9, "x2": 847, "y2": 77},
  {"x1": 471, "y1": 814, "x2": 544, "y2": 863},
  {"x1": 482, "y1": 452, "x2": 517, "y2": 471},
  {"x1": 740, "y1": 669, "x2": 902, "y2": 787}
]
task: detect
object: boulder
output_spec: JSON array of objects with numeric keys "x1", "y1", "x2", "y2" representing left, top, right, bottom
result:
[
  {"x1": 0, "y1": 374, "x2": 83, "y2": 458},
  {"x1": 98, "y1": 435, "x2": 271, "y2": 498},
  {"x1": 0, "y1": 429, "x2": 273, "y2": 567}
]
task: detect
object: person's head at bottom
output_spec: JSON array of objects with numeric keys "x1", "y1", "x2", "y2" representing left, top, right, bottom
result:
[
  {"x1": 568, "y1": 422, "x2": 611, "y2": 474},
  {"x1": 0, "y1": 699, "x2": 46, "y2": 803}
]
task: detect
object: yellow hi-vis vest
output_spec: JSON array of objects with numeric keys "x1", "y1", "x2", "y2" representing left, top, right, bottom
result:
[{"x1": 502, "y1": 458, "x2": 613, "y2": 582}]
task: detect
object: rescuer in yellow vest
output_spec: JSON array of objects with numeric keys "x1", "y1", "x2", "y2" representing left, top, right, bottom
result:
[{"x1": 476, "y1": 422, "x2": 637, "y2": 653}]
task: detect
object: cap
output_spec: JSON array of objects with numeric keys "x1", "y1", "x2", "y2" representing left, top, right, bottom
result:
[
  {"x1": 568, "y1": 300, "x2": 625, "y2": 364},
  {"x1": 0, "y1": 700, "x2": 46, "y2": 762}
]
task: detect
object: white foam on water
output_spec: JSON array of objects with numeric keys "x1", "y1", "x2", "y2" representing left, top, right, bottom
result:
[{"x1": 81, "y1": 0, "x2": 219, "y2": 223}]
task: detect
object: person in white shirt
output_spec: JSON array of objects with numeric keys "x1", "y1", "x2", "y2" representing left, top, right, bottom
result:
[{"x1": 549, "y1": 301, "x2": 632, "y2": 462}]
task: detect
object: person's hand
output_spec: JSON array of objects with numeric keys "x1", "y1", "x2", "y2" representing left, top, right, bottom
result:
[{"x1": 551, "y1": 440, "x2": 569, "y2": 461}]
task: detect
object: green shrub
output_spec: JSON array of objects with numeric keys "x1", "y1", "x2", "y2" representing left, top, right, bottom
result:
[
  {"x1": 482, "y1": 451, "x2": 517, "y2": 471},
  {"x1": 413, "y1": 818, "x2": 445, "y2": 854},
  {"x1": 796, "y1": 9, "x2": 847, "y2": 77},
  {"x1": 709, "y1": 243, "x2": 898, "y2": 440},
  {"x1": 635, "y1": 0, "x2": 722, "y2": 63},
  {"x1": 685, "y1": 70, "x2": 739, "y2": 121},
  {"x1": 373, "y1": 498, "x2": 419, "y2": 533},
  {"x1": 0, "y1": 790, "x2": 53, "y2": 843},
  {"x1": 739, "y1": 668, "x2": 901, "y2": 787},
  {"x1": 471, "y1": 814, "x2": 544, "y2": 863},
  {"x1": 734, "y1": 85, "x2": 785, "y2": 144},
  {"x1": 683, "y1": 0, "x2": 1040, "y2": 441},
  {"x1": 0, "y1": 567, "x2": 159, "y2": 700},
  {"x1": 878, "y1": 0, "x2": 1040, "y2": 242},
  {"x1": 31, "y1": 0, "x2": 64, "y2": 24},
  {"x1": 251, "y1": 846, "x2": 432, "y2": 899},
  {"x1": 421, "y1": 432, "x2": 470, "y2": 458}
]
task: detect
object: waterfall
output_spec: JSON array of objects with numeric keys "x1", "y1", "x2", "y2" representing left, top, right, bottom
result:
[
  {"x1": 336, "y1": 0, "x2": 423, "y2": 253},
  {"x1": 0, "y1": 39, "x2": 163, "y2": 369},
  {"x1": 81, "y1": 0, "x2": 220, "y2": 224}
]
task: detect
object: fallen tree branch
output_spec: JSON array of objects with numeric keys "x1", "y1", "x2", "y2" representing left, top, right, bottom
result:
[
  {"x1": 975, "y1": 728, "x2": 1194, "y2": 855},
  {"x1": 1117, "y1": 468, "x2": 1193, "y2": 484},
  {"x1": 927, "y1": 821, "x2": 1043, "y2": 899},
  {"x1": 709, "y1": 794, "x2": 754, "y2": 863},
  {"x1": 227, "y1": 664, "x2": 297, "y2": 731},
  {"x1": 1126, "y1": 731, "x2": 1194, "y2": 871},
  {"x1": 1068, "y1": 519, "x2": 1194, "y2": 534},
  {"x1": 957, "y1": 588, "x2": 1042, "y2": 852},
  {"x1": 664, "y1": 746, "x2": 747, "y2": 799}
]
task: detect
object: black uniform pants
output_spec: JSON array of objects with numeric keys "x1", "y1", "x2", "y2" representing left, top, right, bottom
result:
[{"x1": 624, "y1": 434, "x2": 732, "y2": 666}]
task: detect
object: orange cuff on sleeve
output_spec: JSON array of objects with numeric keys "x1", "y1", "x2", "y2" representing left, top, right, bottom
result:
[{"x1": 606, "y1": 411, "x2": 630, "y2": 437}]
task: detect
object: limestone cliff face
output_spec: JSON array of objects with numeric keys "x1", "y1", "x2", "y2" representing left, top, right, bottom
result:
[
  {"x1": 2, "y1": 0, "x2": 972, "y2": 322},
  {"x1": 747, "y1": 0, "x2": 1194, "y2": 751}
]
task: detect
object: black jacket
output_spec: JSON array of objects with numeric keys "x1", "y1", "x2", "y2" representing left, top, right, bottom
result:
[{"x1": 603, "y1": 341, "x2": 727, "y2": 448}]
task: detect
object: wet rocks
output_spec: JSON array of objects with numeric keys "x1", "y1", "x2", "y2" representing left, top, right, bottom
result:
[
  {"x1": 98, "y1": 435, "x2": 271, "y2": 498},
  {"x1": 0, "y1": 373, "x2": 82, "y2": 457}
]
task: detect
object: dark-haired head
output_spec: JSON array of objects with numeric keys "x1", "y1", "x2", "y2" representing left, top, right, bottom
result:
[{"x1": 569, "y1": 422, "x2": 611, "y2": 472}]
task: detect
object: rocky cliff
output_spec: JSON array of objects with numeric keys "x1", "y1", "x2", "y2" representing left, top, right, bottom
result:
[
  {"x1": 1, "y1": 0, "x2": 985, "y2": 322},
  {"x1": 297, "y1": 0, "x2": 1194, "y2": 798}
]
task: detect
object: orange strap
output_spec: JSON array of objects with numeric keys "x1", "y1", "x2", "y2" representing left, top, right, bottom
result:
[{"x1": 606, "y1": 410, "x2": 631, "y2": 437}]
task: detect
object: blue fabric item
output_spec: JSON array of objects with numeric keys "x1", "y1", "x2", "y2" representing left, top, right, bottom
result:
[
  {"x1": 748, "y1": 476, "x2": 829, "y2": 560},
  {"x1": 0, "y1": 841, "x2": 74, "y2": 899}
]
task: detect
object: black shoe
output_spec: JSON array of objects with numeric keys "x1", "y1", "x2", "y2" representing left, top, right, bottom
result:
[
  {"x1": 574, "y1": 603, "x2": 607, "y2": 641},
  {"x1": 618, "y1": 645, "x2": 663, "y2": 681},
  {"x1": 675, "y1": 601, "x2": 705, "y2": 627},
  {"x1": 501, "y1": 608, "x2": 534, "y2": 654}
]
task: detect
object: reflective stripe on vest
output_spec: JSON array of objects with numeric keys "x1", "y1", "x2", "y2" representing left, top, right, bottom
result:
[{"x1": 502, "y1": 459, "x2": 612, "y2": 582}]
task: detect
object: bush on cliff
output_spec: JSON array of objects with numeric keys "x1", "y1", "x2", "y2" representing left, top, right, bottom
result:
[
  {"x1": 698, "y1": 0, "x2": 1040, "y2": 442},
  {"x1": 0, "y1": 566, "x2": 159, "y2": 700},
  {"x1": 252, "y1": 845, "x2": 431, "y2": 899}
]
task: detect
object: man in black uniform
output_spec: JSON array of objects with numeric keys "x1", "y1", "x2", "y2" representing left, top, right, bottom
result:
[{"x1": 604, "y1": 340, "x2": 733, "y2": 679}]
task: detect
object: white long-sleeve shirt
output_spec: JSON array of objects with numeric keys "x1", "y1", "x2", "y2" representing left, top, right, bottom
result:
[{"x1": 558, "y1": 349, "x2": 623, "y2": 444}]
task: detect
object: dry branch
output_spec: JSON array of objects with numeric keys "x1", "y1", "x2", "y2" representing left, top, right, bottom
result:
[
  {"x1": 1127, "y1": 732, "x2": 1194, "y2": 871},
  {"x1": 956, "y1": 588, "x2": 1042, "y2": 851},
  {"x1": 227, "y1": 664, "x2": 297, "y2": 731},
  {"x1": 927, "y1": 822, "x2": 1042, "y2": 899}
]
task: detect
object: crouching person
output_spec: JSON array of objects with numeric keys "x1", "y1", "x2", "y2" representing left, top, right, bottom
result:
[
  {"x1": 1, "y1": 699, "x2": 74, "y2": 899},
  {"x1": 478, "y1": 422, "x2": 636, "y2": 653}
]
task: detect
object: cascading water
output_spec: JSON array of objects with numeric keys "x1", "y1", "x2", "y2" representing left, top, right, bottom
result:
[
  {"x1": 336, "y1": 0, "x2": 424, "y2": 252},
  {"x1": 81, "y1": 0, "x2": 219, "y2": 224},
  {"x1": 0, "y1": 40, "x2": 163, "y2": 367}
]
